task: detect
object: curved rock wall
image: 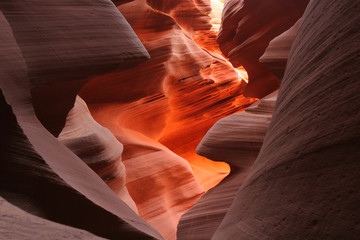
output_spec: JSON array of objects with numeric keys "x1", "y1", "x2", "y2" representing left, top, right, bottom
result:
[
  {"x1": 2, "y1": 0, "x2": 356, "y2": 239},
  {"x1": 88, "y1": 105, "x2": 205, "y2": 240},
  {"x1": 59, "y1": 96, "x2": 138, "y2": 213},
  {"x1": 0, "y1": 2, "x2": 161, "y2": 239},
  {"x1": 0, "y1": 197, "x2": 104, "y2": 240},
  {"x1": 217, "y1": 0, "x2": 309, "y2": 98},
  {"x1": 80, "y1": 0, "x2": 256, "y2": 192},
  {"x1": 78, "y1": 1, "x2": 259, "y2": 237},
  {"x1": 260, "y1": 19, "x2": 301, "y2": 80},
  {"x1": 213, "y1": 0, "x2": 360, "y2": 238},
  {"x1": 177, "y1": 91, "x2": 277, "y2": 240},
  {"x1": 0, "y1": 0, "x2": 149, "y2": 136}
]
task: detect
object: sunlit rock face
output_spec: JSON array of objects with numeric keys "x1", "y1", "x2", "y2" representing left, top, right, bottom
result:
[
  {"x1": 0, "y1": 2, "x2": 162, "y2": 239},
  {"x1": 80, "y1": 0, "x2": 255, "y2": 190},
  {"x1": 88, "y1": 104, "x2": 204, "y2": 240},
  {"x1": 213, "y1": 0, "x2": 360, "y2": 238},
  {"x1": 177, "y1": 91, "x2": 277, "y2": 240},
  {"x1": 218, "y1": 0, "x2": 309, "y2": 98},
  {"x1": 79, "y1": 0, "x2": 258, "y2": 238}
]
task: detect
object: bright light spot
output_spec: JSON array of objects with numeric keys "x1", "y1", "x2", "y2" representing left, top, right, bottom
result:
[{"x1": 235, "y1": 66, "x2": 249, "y2": 83}]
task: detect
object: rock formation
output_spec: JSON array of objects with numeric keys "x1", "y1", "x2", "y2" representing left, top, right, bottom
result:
[
  {"x1": 177, "y1": 91, "x2": 277, "y2": 240},
  {"x1": 77, "y1": 1, "x2": 261, "y2": 237},
  {"x1": 88, "y1": 105, "x2": 205, "y2": 240},
  {"x1": 0, "y1": 0, "x2": 149, "y2": 136},
  {"x1": 0, "y1": 2, "x2": 162, "y2": 239},
  {"x1": 217, "y1": 0, "x2": 309, "y2": 98},
  {"x1": 213, "y1": 0, "x2": 360, "y2": 238},
  {"x1": 80, "y1": 0, "x2": 256, "y2": 190},
  {"x1": 2, "y1": 0, "x2": 359, "y2": 239},
  {"x1": 59, "y1": 96, "x2": 138, "y2": 213},
  {"x1": 260, "y1": 20, "x2": 301, "y2": 80},
  {"x1": 0, "y1": 197, "x2": 104, "y2": 240}
]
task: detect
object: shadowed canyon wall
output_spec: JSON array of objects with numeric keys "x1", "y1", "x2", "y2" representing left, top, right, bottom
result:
[
  {"x1": 217, "y1": 0, "x2": 309, "y2": 98},
  {"x1": 0, "y1": 1, "x2": 162, "y2": 239},
  {"x1": 212, "y1": 0, "x2": 360, "y2": 238}
]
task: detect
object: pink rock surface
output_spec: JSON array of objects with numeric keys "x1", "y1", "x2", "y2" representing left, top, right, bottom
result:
[
  {"x1": 217, "y1": 0, "x2": 309, "y2": 98},
  {"x1": 2, "y1": 0, "x2": 356, "y2": 239},
  {"x1": 59, "y1": 96, "x2": 138, "y2": 213},
  {"x1": 0, "y1": 3, "x2": 161, "y2": 239},
  {"x1": 0, "y1": 0, "x2": 149, "y2": 136},
  {"x1": 213, "y1": 0, "x2": 360, "y2": 238}
]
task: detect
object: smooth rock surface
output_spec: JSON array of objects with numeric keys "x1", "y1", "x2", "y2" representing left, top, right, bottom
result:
[
  {"x1": 59, "y1": 96, "x2": 138, "y2": 213},
  {"x1": 78, "y1": 1, "x2": 257, "y2": 238},
  {"x1": 177, "y1": 91, "x2": 277, "y2": 240},
  {"x1": 213, "y1": 0, "x2": 360, "y2": 238},
  {"x1": 0, "y1": 0, "x2": 149, "y2": 136},
  {"x1": 0, "y1": 5, "x2": 161, "y2": 240},
  {"x1": 80, "y1": 0, "x2": 256, "y2": 192},
  {"x1": 260, "y1": 20, "x2": 301, "y2": 80},
  {"x1": 217, "y1": 0, "x2": 309, "y2": 98},
  {"x1": 0, "y1": 197, "x2": 104, "y2": 240},
  {"x1": 88, "y1": 105, "x2": 205, "y2": 240}
]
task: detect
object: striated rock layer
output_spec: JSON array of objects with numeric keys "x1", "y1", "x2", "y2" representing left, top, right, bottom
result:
[
  {"x1": 0, "y1": 0, "x2": 149, "y2": 136},
  {"x1": 59, "y1": 96, "x2": 138, "y2": 213},
  {"x1": 218, "y1": 0, "x2": 309, "y2": 98},
  {"x1": 177, "y1": 91, "x2": 277, "y2": 240},
  {"x1": 88, "y1": 105, "x2": 205, "y2": 240},
  {"x1": 0, "y1": 2, "x2": 162, "y2": 239},
  {"x1": 79, "y1": 1, "x2": 258, "y2": 237},
  {"x1": 80, "y1": 0, "x2": 256, "y2": 189},
  {"x1": 213, "y1": 0, "x2": 360, "y2": 238}
]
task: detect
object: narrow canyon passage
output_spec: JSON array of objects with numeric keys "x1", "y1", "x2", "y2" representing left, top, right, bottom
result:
[
  {"x1": 76, "y1": 1, "x2": 257, "y2": 238},
  {"x1": 1, "y1": 0, "x2": 359, "y2": 239},
  {"x1": 80, "y1": 0, "x2": 256, "y2": 191}
]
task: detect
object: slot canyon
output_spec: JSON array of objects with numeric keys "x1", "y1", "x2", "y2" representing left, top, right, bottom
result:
[{"x1": 0, "y1": 0, "x2": 359, "y2": 239}]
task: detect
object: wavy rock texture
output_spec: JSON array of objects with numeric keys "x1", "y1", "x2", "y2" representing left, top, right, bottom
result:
[
  {"x1": 217, "y1": 0, "x2": 309, "y2": 98},
  {"x1": 0, "y1": 0, "x2": 149, "y2": 136},
  {"x1": 59, "y1": 96, "x2": 138, "y2": 213},
  {"x1": 260, "y1": 20, "x2": 301, "y2": 80},
  {"x1": 0, "y1": 3, "x2": 162, "y2": 240},
  {"x1": 213, "y1": 0, "x2": 360, "y2": 239},
  {"x1": 146, "y1": 0, "x2": 212, "y2": 34},
  {"x1": 80, "y1": 0, "x2": 255, "y2": 188},
  {"x1": 87, "y1": 106, "x2": 205, "y2": 240},
  {"x1": 0, "y1": 197, "x2": 104, "y2": 240},
  {"x1": 177, "y1": 91, "x2": 277, "y2": 240},
  {"x1": 79, "y1": 3, "x2": 258, "y2": 237}
]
